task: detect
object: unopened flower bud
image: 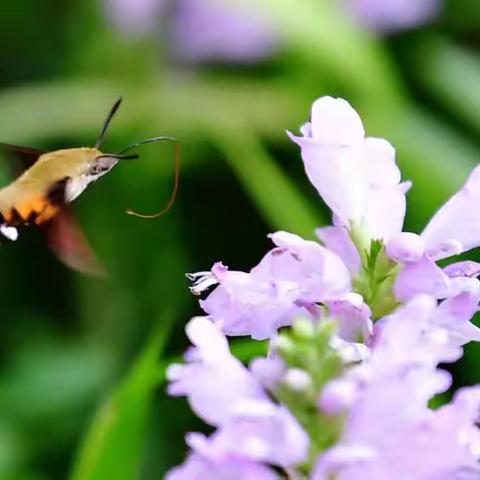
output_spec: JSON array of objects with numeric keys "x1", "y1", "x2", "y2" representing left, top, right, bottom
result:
[
  {"x1": 386, "y1": 232, "x2": 425, "y2": 263},
  {"x1": 319, "y1": 378, "x2": 358, "y2": 415},
  {"x1": 283, "y1": 368, "x2": 312, "y2": 392}
]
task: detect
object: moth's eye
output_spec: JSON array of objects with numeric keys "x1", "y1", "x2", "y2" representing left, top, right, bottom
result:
[{"x1": 90, "y1": 162, "x2": 108, "y2": 175}]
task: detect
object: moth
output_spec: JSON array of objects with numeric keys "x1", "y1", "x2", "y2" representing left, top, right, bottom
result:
[{"x1": 0, "y1": 97, "x2": 179, "y2": 275}]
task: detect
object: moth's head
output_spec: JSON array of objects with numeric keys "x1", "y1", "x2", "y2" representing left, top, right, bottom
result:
[
  {"x1": 87, "y1": 153, "x2": 120, "y2": 180},
  {"x1": 68, "y1": 97, "x2": 178, "y2": 217},
  {"x1": 60, "y1": 149, "x2": 124, "y2": 202}
]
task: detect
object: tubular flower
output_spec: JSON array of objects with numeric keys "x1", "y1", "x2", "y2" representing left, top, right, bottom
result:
[{"x1": 170, "y1": 95, "x2": 480, "y2": 479}]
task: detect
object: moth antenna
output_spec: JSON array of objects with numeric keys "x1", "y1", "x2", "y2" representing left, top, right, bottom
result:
[
  {"x1": 118, "y1": 136, "x2": 176, "y2": 155},
  {"x1": 126, "y1": 142, "x2": 180, "y2": 219},
  {"x1": 95, "y1": 97, "x2": 123, "y2": 148}
]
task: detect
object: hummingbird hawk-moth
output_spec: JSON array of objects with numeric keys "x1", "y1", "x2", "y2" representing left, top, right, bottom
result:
[{"x1": 0, "y1": 97, "x2": 179, "y2": 276}]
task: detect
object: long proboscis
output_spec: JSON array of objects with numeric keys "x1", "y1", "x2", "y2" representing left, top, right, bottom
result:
[
  {"x1": 117, "y1": 136, "x2": 176, "y2": 155},
  {"x1": 95, "y1": 97, "x2": 123, "y2": 149},
  {"x1": 126, "y1": 141, "x2": 180, "y2": 219}
]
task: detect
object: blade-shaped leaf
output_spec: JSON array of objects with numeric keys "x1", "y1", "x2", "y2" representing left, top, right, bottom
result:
[
  {"x1": 70, "y1": 320, "x2": 171, "y2": 480},
  {"x1": 212, "y1": 129, "x2": 325, "y2": 239}
]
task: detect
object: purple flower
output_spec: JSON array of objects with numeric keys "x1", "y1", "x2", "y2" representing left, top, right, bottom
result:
[
  {"x1": 315, "y1": 296, "x2": 480, "y2": 480},
  {"x1": 345, "y1": 0, "x2": 442, "y2": 33},
  {"x1": 103, "y1": 0, "x2": 166, "y2": 35},
  {"x1": 387, "y1": 165, "x2": 480, "y2": 305},
  {"x1": 103, "y1": 0, "x2": 278, "y2": 63},
  {"x1": 316, "y1": 226, "x2": 361, "y2": 274},
  {"x1": 167, "y1": 433, "x2": 279, "y2": 480},
  {"x1": 191, "y1": 231, "x2": 351, "y2": 339},
  {"x1": 167, "y1": 317, "x2": 309, "y2": 475},
  {"x1": 169, "y1": 0, "x2": 279, "y2": 63},
  {"x1": 327, "y1": 294, "x2": 373, "y2": 343},
  {"x1": 288, "y1": 97, "x2": 410, "y2": 242},
  {"x1": 167, "y1": 317, "x2": 269, "y2": 426}
]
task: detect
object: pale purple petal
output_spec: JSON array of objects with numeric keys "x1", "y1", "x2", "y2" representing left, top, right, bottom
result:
[
  {"x1": 364, "y1": 138, "x2": 400, "y2": 186},
  {"x1": 319, "y1": 378, "x2": 359, "y2": 415},
  {"x1": 329, "y1": 336, "x2": 371, "y2": 363},
  {"x1": 363, "y1": 138, "x2": 407, "y2": 240},
  {"x1": 212, "y1": 402, "x2": 309, "y2": 467},
  {"x1": 288, "y1": 97, "x2": 368, "y2": 226},
  {"x1": 432, "y1": 277, "x2": 480, "y2": 345},
  {"x1": 386, "y1": 232, "x2": 425, "y2": 263},
  {"x1": 345, "y1": 0, "x2": 442, "y2": 33},
  {"x1": 394, "y1": 257, "x2": 450, "y2": 300},
  {"x1": 316, "y1": 226, "x2": 361, "y2": 274},
  {"x1": 328, "y1": 295, "x2": 373, "y2": 342},
  {"x1": 422, "y1": 165, "x2": 480, "y2": 259},
  {"x1": 166, "y1": 448, "x2": 279, "y2": 480},
  {"x1": 169, "y1": 0, "x2": 279, "y2": 63},
  {"x1": 290, "y1": 97, "x2": 407, "y2": 239},
  {"x1": 199, "y1": 232, "x2": 351, "y2": 340},
  {"x1": 314, "y1": 296, "x2": 477, "y2": 480},
  {"x1": 309, "y1": 97, "x2": 365, "y2": 144},
  {"x1": 365, "y1": 186, "x2": 407, "y2": 241},
  {"x1": 103, "y1": 0, "x2": 164, "y2": 34},
  {"x1": 444, "y1": 261, "x2": 480, "y2": 279},
  {"x1": 266, "y1": 231, "x2": 352, "y2": 300},
  {"x1": 167, "y1": 318, "x2": 268, "y2": 426},
  {"x1": 200, "y1": 270, "x2": 305, "y2": 340},
  {"x1": 250, "y1": 357, "x2": 285, "y2": 390}
]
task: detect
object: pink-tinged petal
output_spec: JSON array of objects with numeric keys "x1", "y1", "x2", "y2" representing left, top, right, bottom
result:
[
  {"x1": 422, "y1": 165, "x2": 480, "y2": 259},
  {"x1": 250, "y1": 357, "x2": 285, "y2": 390},
  {"x1": 167, "y1": 318, "x2": 268, "y2": 426},
  {"x1": 364, "y1": 137, "x2": 400, "y2": 186},
  {"x1": 212, "y1": 402, "x2": 309, "y2": 467},
  {"x1": 287, "y1": 97, "x2": 368, "y2": 226},
  {"x1": 394, "y1": 257, "x2": 450, "y2": 300},
  {"x1": 362, "y1": 138, "x2": 407, "y2": 240},
  {"x1": 444, "y1": 261, "x2": 480, "y2": 278},
  {"x1": 365, "y1": 186, "x2": 407, "y2": 241},
  {"x1": 288, "y1": 131, "x2": 368, "y2": 227},
  {"x1": 169, "y1": 0, "x2": 279, "y2": 64},
  {"x1": 199, "y1": 232, "x2": 351, "y2": 340},
  {"x1": 166, "y1": 448, "x2": 279, "y2": 480},
  {"x1": 267, "y1": 231, "x2": 352, "y2": 299},
  {"x1": 310, "y1": 97, "x2": 365, "y2": 144},
  {"x1": 328, "y1": 296, "x2": 373, "y2": 343},
  {"x1": 319, "y1": 378, "x2": 360, "y2": 415},
  {"x1": 433, "y1": 278, "x2": 480, "y2": 345},
  {"x1": 386, "y1": 232, "x2": 425, "y2": 263},
  {"x1": 399, "y1": 180, "x2": 412, "y2": 193},
  {"x1": 316, "y1": 226, "x2": 361, "y2": 274},
  {"x1": 426, "y1": 239, "x2": 463, "y2": 262}
]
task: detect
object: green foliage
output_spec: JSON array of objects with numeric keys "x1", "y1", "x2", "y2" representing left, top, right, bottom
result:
[{"x1": 70, "y1": 323, "x2": 170, "y2": 480}]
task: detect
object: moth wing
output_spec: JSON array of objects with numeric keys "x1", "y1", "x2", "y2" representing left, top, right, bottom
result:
[
  {"x1": 0, "y1": 143, "x2": 45, "y2": 173},
  {"x1": 44, "y1": 207, "x2": 107, "y2": 277}
]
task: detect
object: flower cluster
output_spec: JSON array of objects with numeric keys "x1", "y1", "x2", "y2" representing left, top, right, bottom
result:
[
  {"x1": 104, "y1": 0, "x2": 441, "y2": 64},
  {"x1": 167, "y1": 96, "x2": 480, "y2": 479}
]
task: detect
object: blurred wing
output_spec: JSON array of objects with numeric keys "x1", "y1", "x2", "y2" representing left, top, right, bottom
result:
[
  {"x1": 44, "y1": 207, "x2": 107, "y2": 277},
  {"x1": 0, "y1": 143, "x2": 45, "y2": 172}
]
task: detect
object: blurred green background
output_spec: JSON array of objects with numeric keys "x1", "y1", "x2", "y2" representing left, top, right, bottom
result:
[{"x1": 1, "y1": 0, "x2": 480, "y2": 478}]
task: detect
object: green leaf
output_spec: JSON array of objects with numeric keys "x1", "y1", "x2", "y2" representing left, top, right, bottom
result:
[
  {"x1": 412, "y1": 37, "x2": 480, "y2": 139},
  {"x1": 212, "y1": 128, "x2": 324, "y2": 239},
  {"x1": 70, "y1": 321, "x2": 171, "y2": 480}
]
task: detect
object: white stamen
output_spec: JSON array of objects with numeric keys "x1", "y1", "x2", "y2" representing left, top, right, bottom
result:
[
  {"x1": 0, "y1": 224, "x2": 18, "y2": 241},
  {"x1": 187, "y1": 272, "x2": 218, "y2": 295}
]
